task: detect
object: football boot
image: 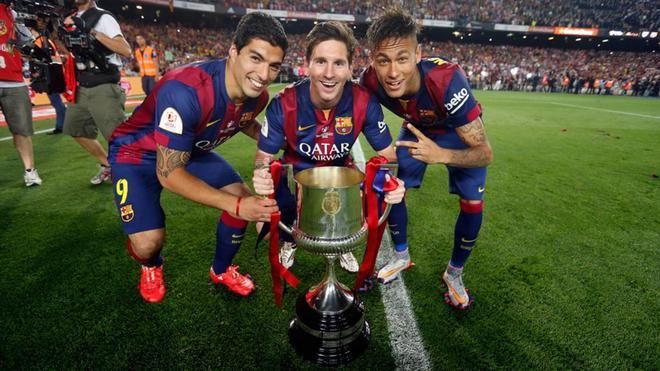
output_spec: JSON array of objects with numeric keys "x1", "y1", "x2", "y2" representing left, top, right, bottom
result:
[
  {"x1": 279, "y1": 242, "x2": 296, "y2": 269},
  {"x1": 377, "y1": 254, "x2": 415, "y2": 284},
  {"x1": 139, "y1": 264, "x2": 166, "y2": 303},
  {"x1": 210, "y1": 265, "x2": 255, "y2": 297},
  {"x1": 338, "y1": 252, "x2": 360, "y2": 273},
  {"x1": 441, "y1": 268, "x2": 473, "y2": 310}
]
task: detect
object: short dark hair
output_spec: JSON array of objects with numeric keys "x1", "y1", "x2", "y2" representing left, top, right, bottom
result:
[
  {"x1": 233, "y1": 12, "x2": 288, "y2": 54},
  {"x1": 305, "y1": 21, "x2": 357, "y2": 64},
  {"x1": 366, "y1": 7, "x2": 419, "y2": 50}
]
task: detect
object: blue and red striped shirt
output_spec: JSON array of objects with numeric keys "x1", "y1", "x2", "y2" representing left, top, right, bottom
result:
[
  {"x1": 361, "y1": 58, "x2": 482, "y2": 140},
  {"x1": 109, "y1": 59, "x2": 268, "y2": 165},
  {"x1": 258, "y1": 79, "x2": 392, "y2": 173}
]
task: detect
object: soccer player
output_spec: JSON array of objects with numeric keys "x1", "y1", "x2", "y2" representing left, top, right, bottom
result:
[
  {"x1": 108, "y1": 13, "x2": 285, "y2": 303},
  {"x1": 252, "y1": 21, "x2": 405, "y2": 272},
  {"x1": 362, "y1": 8, "x2": 493, "y2": 309}
]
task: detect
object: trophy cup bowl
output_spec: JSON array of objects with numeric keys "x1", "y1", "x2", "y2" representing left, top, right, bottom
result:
[{"x1": 278, "y1": 166, "x2": 392, "y2": 365}]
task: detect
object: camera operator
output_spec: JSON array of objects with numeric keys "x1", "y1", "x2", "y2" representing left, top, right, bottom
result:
[
  {"x1": 0, "y1": 1, "x2": 42, "y2": 187},
  {"x1": 30, "y1": 15, "x2": 67, "y2": 135},
  {"x1": 62, "y1": 0, "x2": 130, "y2": 185}
]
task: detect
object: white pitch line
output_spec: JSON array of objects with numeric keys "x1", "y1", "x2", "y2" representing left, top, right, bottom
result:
[
  {"x1": 548, "y1": 102, "x2": 660, "y2": 120},
  {"x1": 352, "y1": 140, "x2": 432, "y2": 370},
  {"x1": 0, "y1": 128, "x2": 54, "y2": 142}
]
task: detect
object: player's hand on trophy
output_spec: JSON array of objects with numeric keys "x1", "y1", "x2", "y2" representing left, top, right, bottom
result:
[
  {"x1": 252, "y1": 155, "x2": 275, "y2": 196},
  {"x1": 252, "y1": 166, "x2": 274, "y2": 196},
  {"x1": 238, "y1": 196, "x2": 279, "y2": 222},
  {"x1": 384, "y1": 175, "x2": 405, "y2": 204}
]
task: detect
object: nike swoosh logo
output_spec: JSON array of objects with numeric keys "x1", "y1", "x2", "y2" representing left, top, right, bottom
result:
[
  {"x1": 298, "y1": 124, "x2": 316, "y2": 131},
  {"x1": 206, "y1": 118, "x2": 222, "y2": 127},
  {"x1": 478, "y1": 186, "x2": 485, "y2": 193},
  {"x1": 232, "y1": 234, "x2": 245, "y2": 238},
  {"x1": 461, "y1": 237, "x2": 477, "y2": 243},
  {"x1": 443, "y1": 275, "x2": 467, "y2": 305}
]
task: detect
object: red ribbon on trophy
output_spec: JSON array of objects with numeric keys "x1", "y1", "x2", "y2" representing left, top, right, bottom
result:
[
  {"x1": 267, "y1": 160, "x2": 300, "y2": 307},
  {"x1": 354, "y1": 156, "x2": 398, "y2": 291}
]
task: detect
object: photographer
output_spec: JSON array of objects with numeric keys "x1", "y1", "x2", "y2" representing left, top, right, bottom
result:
[
  {"x1": 62, "y1": 0, "x2": 130, "y2": 185},
  {"x1": 30, "y1": 15, "x2": 67, "y2": 135},
  {"x1": 0, "y1": 2, "x2": 42, "y2": 187}
]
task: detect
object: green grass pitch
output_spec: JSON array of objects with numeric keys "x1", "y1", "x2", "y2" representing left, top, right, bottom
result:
[{"x1": 0, "y1": 87, "x2": 658, "y2": 369}]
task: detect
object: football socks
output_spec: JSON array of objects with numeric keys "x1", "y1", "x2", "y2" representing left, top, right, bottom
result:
[
  {"x1": 450, "y1": 200, "x2": 484, "y2": 268},
  {"x1": 388, "y1": 200, "x2": 409, "y2": 252},
  {"x1": 212, "y1": 212, "x2": 248, "y2": 274}
]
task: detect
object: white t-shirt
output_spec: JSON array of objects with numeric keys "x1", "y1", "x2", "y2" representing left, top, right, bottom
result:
[{"x1": 78, "y1": 7, "x2": 123, "y2": 67}]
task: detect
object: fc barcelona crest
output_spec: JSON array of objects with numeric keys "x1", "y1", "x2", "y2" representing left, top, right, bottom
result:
[
  {"x1": 419, "y1": 109, "x2": 437, "y2": 121},
  {"x1": 335, "y1": 116, "x2": 353, "y2": 135},
  {"x1": 120, "y1": 204, "x2": 135, "y2": 223},
  {"x1": 321, "y1": 190, "x2": 341, "y2": 216}
]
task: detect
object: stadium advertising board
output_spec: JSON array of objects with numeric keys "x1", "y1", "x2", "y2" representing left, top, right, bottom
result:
[
  {"x1": 246, "y1": 8, "x2": 355, "y2": 22},
  {"x1": 422, "y1": 19, "x2": 455, "y2": 28},
  {"x1": 172, "y1": 0, "x2": 214, "y2": 12},
  {"x1": 494, "y1": 24, "x2": 530, "y2": 32},
  {"x1": 554, "y1": 27, "x2": 599, "y2": 36},
  {"x1": 527, "y1": 26, "x2": 555, "y2": 34},
  {"x1": 131, "y1": 0, "x2": 170, "y2": 5}
]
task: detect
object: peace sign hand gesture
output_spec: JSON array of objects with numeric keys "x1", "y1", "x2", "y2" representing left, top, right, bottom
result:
[{"x1": 395, "y1": 123, "x2": 448, "y2": 164}]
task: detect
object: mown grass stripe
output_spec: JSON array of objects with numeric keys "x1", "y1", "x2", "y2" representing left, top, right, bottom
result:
[{"x1": 352, "y1": 140, "x2": 432, "y2": 370}]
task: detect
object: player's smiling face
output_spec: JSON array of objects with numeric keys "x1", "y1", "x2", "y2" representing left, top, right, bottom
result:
[
  {"x1": 307, "y1": 39, "x2": 351, "y2": 109},
  {"x1": 228, "y1": 38, "x2": 284, "y2": 101},
  {"x1": 371, "y1": 35, "x2": 422, "y2": 98}
]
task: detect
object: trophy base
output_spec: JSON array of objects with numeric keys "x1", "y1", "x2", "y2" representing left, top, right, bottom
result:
[{"x1": 289, "y1": 291, "x2": 370, "y2": 365}]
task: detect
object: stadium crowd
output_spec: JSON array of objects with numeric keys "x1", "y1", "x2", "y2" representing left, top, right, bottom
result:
[
  {"x1": 221, "y1": 0, "x2": 660, "y2": 30},
  {"x1": 119, "y1": 20, "x2": 660, "y2": 97}
]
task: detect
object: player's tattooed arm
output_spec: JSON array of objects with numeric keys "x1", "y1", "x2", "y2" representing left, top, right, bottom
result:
[
  {"x1": 452, "y1": 117, "x2": 493, "y2": 167},
  {"x1": 396, "y1": 118, "x2": 492, "y2": 167},
  {"x1": 156, "y1": 144, "x2": 191, "y2": 178}
]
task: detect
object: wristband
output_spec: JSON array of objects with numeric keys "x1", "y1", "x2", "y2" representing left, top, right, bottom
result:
[{"x1": 235, "y1": 197, "x2": 242, "y2": 217}]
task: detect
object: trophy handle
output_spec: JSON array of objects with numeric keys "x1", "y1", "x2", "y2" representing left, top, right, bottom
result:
[
  {"x1": 277, "y1": 163, "x2": 295, "y2": 235},
  {"x1": 377, "y1": 163, "x2": 398, "y2": 226}
]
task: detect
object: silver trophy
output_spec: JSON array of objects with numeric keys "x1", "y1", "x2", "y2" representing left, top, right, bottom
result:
[{"x1": 279, "y1": 165, "x2": 394, "y2": 365}]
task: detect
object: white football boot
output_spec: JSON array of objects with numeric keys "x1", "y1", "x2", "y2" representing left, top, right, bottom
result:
[
  {"x1": 377, "y1": 251, "x2": 414, "y2": 284},
  {"x1": 279, "y1": 242, "x2": 296, "y2": 269},
  {"x1": 338, "y1": 252, "x2": 359, "y2": 273},
  {"x1": 441, "y1": 265, "x2": 473, "y2": 309}
]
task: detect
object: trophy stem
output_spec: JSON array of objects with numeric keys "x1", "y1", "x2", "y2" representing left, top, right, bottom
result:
[{"x1": 305, "y1": 255, "x2": 353, "y2": 313}]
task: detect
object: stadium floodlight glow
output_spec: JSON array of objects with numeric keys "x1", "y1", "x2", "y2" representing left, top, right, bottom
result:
[
  {"x1": 136, "y1": 5, "x2": 142, "y2": 9},
  {"x1": 452, "y1": 31, "x2": 461, "y2": 37},
  {"x1": 523, "y1": 35, "x2": 527, "y2": 39},
  {"x1": 548, "y1": 36, "x2": 554, "y2": 40}
]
